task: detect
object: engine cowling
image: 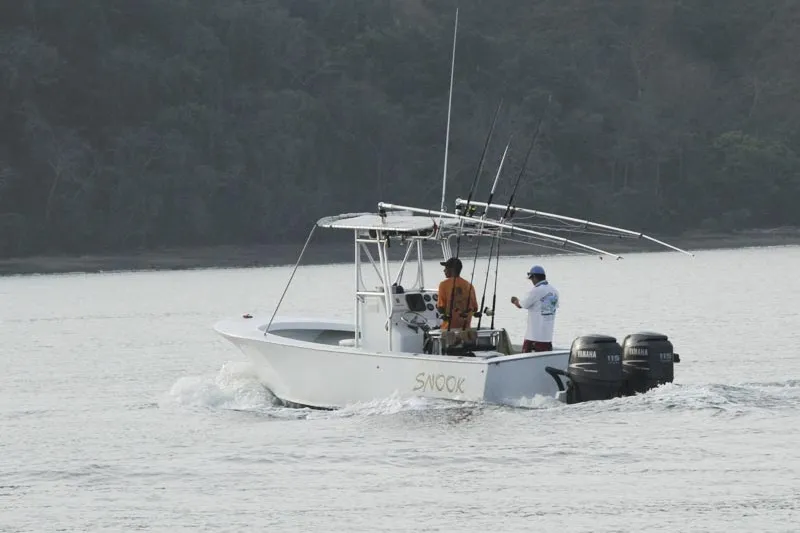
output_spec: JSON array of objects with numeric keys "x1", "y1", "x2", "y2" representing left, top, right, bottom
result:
[
  {"x1": 621, "y1": 331, "x2": 677, "y2": 395},
  {"x1": 565, "y1": 334, "x2": 625, "y2": 404}
]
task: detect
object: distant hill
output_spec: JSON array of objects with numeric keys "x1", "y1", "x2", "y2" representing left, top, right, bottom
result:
[{"x1": 1, "y1": 1, "x2": 798, "y2": 258}]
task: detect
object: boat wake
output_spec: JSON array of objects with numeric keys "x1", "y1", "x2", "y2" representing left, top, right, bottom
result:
[
  {"x1": 163, "y1": 361, "x2": 800, "y2": 420},
  {"x1": 164, "y1": 361, "x2": 285, "y2": 416},
  {"x1": 559, "y1": 379, "x2": 800, "y2": 417},
  {"x1": 163, "y1": 361, "x2": 477, "y2": 420}
]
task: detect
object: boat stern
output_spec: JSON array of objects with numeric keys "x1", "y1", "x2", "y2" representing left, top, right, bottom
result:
[{"x1": 481, "y1": 349, "x2": 571, "y2": 405}]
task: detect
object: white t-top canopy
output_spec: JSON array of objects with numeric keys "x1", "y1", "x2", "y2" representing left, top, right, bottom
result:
[{"x1": 316, "y1": 213, "x2": 437, "y2": 234}]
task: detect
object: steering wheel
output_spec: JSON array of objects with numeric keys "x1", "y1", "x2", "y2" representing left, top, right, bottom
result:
[{"x1": 400, "y1": 311, "x2": 430, "y2": 332}]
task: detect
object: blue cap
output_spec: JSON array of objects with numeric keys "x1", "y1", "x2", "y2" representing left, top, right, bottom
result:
[{"x1": 527, "y1": 265, "x2": 545, "y2": 277}]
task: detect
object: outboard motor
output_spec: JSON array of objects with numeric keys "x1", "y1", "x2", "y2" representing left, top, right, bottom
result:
[
  {"x1": 621, "y1": 331, "x2": 679, "y2": 395},
  {"x1": 546, "y1": 334, "x2": 625, "y2": 404}
]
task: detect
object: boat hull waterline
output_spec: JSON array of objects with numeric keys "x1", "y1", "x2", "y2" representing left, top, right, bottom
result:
[{"x1": 213, "y1": 316, "x2": 570, "y2": 409}]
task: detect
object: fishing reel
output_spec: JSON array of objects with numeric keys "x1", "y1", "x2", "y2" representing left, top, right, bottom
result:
[
  {"x1": 454, "y1": 204, "x2": 478, "y2": 217},
  {"x1": 473, "y1": 307, "x2": 493, "y2": 319}
]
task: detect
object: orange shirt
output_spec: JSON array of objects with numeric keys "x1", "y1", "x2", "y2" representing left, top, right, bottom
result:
[{"x1": 437, "y1": 277, "x2": 478, "y2": 330}]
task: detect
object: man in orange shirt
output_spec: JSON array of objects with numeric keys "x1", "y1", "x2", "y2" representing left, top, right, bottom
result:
[{"x1": 437, "y1": 257, "x2": 478, "y2": 330}]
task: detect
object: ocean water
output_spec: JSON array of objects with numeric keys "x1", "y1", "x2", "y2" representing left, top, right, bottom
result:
[{"x1": 1, "y1": 245, "x2": 799, "y2": 532}]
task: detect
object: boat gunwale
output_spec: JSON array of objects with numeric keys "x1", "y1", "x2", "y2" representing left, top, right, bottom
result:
[{"x1": 214, "y1": 316, "x2": 569, "y2": 365}]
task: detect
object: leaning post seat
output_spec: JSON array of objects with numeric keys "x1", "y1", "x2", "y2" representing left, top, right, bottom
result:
[{"x1": 423, "y1": 327, "x2": 511, "y2": 356}]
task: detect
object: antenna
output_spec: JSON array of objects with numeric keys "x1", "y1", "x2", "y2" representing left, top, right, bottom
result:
[{"x1": 439, "y1": 8, "x2": 458, "y2": 216}]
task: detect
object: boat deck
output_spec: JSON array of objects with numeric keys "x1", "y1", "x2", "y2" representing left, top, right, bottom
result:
[
  {"x1": 269, "y1": 326, "x2": 536, "y2": 358},
  {"x1": 271, "y1": 328, "x2": 354, "y2": 346}
]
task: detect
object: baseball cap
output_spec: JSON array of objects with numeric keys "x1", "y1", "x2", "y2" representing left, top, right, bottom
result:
[
  {"x1": 527, "y1": 265, "x2": 545, "y2": 277},
  {"x1": 440, "y1": 257, "x2": 463, "y2": 270}
]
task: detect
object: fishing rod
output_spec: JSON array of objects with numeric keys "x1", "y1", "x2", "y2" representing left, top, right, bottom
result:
[
  {"x1": 486, "y1": 94, "x2": 552, "y2": 328},
  {"x1": 452, "y1": 98, "x2": 503, "y2": 258},
  {"x1": 468, "y1": 136, "x2": 512, "y2": 281},
  {"x1": 476, "y1": 137, "x2": 511, "y2": 219},
  {"x1": 489, "y1": 227, "x2": 502, "y2": 329},
  {"x1": 446, "y1": 98, "x2": 503, "y2": 332},
  {"x1": 501, "y1": 94, "x2": 552, "y2": 221},
  {"x1": 475, "y1": 221, "x2": 500, "y2": 329},
  {"x1": 470, "y1": 139, "x2": 511, "y2": 329}
]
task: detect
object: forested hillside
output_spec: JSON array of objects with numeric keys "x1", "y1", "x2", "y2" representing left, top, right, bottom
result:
[{"x1": 1, "y1": 0, "x2": 799, "y2": 257}]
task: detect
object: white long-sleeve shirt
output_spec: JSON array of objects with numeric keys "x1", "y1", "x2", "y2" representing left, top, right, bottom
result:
[{"x1": 519, "y1": 280, "x2": 560, "y2": 342}]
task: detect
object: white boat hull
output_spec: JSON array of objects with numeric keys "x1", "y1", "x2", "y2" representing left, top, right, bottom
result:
[{"x1": 213, "y1": 316, "x2": 570, "y2": 409}]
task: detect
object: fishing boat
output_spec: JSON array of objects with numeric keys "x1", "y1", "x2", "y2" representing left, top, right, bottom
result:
[
  {"x1": 213, "y1": 200, "x2": 689, "y2": 409},
  {"x1": 212, "y1": 10, "x2": 691, "y2": 409}
]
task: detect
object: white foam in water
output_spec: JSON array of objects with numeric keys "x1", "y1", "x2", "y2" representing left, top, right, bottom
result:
[
  {"x1": 164, "y1": 363, "x2": 456, "y2": 419},
  {"x1": 504, "y1": 394, "x2": 566, "y2": 410},
  {"x1": 166, "y1": 361, "x2": 278, "y2": 412},
  {"x1": 315, "y1": 392, "x2": 456, "y2": 420},
  {"x1": 165, "y1": 365, "x2": 500, "y2": 421},
  {"x1": 557, "y1": 379, "x2": 800, "y2": 416},
  {"x1": 164, "y1": 358, "x2": 800, "y2": 420}
]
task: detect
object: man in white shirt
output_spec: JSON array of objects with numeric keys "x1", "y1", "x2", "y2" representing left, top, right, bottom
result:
[{"x1": 510, "y1": 265, "x2": 560, "y2": 352}]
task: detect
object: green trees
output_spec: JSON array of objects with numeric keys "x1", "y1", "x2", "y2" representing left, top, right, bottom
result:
[{"x1": 0, "y1": 1, "x2": 798, "y2": 257}]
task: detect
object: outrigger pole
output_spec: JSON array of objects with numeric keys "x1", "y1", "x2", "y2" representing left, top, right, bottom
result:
[
  {"x1": 457, "y1": 200, "x2": 695, "y2": 256},
  {"x1": 377, "y1": 202, "x2": 623, "y2": 259}
]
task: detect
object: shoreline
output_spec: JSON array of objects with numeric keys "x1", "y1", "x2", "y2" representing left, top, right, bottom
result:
[{"x1": 2, "y1": 228, "x2": 800, "y2": 276}]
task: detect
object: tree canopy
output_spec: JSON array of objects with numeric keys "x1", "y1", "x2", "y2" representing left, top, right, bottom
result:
[{"x1": 1, "y1": 0, "x2": 798, "y2": 257}]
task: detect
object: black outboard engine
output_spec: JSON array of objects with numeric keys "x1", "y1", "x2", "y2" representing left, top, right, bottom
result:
[
  {"x1": 621, "y1": 332, "x2": 678, "y2": 395},
  {"x1": 566, "y1": 334, "x2": 625, "y2": 403},
  {"x1": 546, "y1": 334, "x2": 625, "y2": 404}
]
